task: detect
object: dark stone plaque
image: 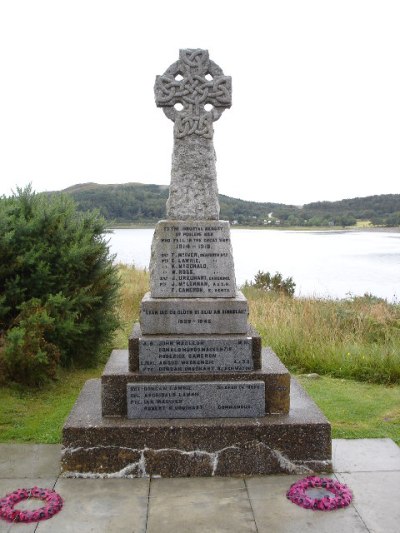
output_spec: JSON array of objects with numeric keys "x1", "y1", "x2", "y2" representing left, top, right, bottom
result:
[
  {"x1": 138, "y1": 336, "x2": 253, "y2": 373},
  {"x1": 127, "y1": 381, "x2": 265, "y2": 419}
]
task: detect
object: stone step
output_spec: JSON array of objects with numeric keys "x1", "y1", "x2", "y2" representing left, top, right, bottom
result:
[
  {"x1": 101, "y1": 348, "x2": 290, "y2": 417},
  {"x1": 128, "y1": 323, "x2": 262, "y2": 373},
  {"x1": 62, "y1": 377, "x2": 332, "y2": 477},
  {"x1": 140, "y1": 291, "x2": 249, "y2": 335}
]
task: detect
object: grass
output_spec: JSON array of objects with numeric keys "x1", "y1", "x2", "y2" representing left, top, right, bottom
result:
[
  {"x1": 244, "y1": 287, "x2": 400, "y2": 385},
  {"x1": 112, "y1": 264, "x2": 149, "y2": 349},
  {"x1": 0, "y1": 265, "x2": 399, "y2": 444},
  {"x1": 298, "y1": 375, "x2": 400, "y2": 445},
  {"x1": 0, "y1": 366, "x2": 102, "y2": 443},
  {"x1": 1, "y1": 370, "x2": 398, "y2": 444}
]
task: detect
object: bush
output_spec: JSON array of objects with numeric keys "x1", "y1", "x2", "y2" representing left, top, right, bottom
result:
[
  {"x1": 246, "y1": 271, "x2": 296, "y2": 297},
  {"x1": 3, "y1": 299, "x2": 60, "y2": 386},
  {"x1": 0, "y1": 186, "x2": 120, "y2": 384}
]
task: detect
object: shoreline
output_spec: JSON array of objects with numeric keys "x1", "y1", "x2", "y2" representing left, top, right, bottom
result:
[{"x1": 106, "y1": 224, "x2": 400, "y2": 233}]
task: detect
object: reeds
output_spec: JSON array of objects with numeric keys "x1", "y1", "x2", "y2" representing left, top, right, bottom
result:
[
  {"x1": 115, "y1": 266, "x2": 400, "y2": 384},
  {"x1": 113, "y1": 264, "x2": 149, "y2": 349},
  {"x1": 245, "y1": 287, "x2": 400, "y2": 384}
]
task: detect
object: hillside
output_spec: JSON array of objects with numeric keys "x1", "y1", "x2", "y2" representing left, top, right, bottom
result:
[
  {"x1": 54, "y1": 183, "x2": 400, "y2": 227},
  {"x1": 270, "y1": 194, "x2": 400, "y2": 227}
]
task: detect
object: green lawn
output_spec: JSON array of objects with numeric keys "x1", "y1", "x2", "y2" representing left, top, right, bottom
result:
[
  {"x1": 298, "y1": 375, "x2": 400, "y2": 444},
  {"x1": 1, "y1": 369, "x2": 399, "y2": 445},
  {"x1": 0, "y1": 367, "x2": 102, "y2": 443}
]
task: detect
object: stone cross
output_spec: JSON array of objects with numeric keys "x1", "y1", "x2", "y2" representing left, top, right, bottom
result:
[{"x1": 155, "y1": 49, "x2": 232, "y2": 220}]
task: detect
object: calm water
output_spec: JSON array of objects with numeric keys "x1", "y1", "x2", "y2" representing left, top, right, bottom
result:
[{"x1": 107, "y1": 228, "x2": 400, "y2": 301}]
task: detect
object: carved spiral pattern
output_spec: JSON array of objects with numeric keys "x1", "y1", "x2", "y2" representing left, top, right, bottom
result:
[{"x1": 155, "y1": 49, "x2": 231, "y2": 138}]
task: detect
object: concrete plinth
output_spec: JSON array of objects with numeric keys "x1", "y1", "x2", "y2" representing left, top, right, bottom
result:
[{"x1": 62, "y1": 378, "x2": 331, "y2": 477}]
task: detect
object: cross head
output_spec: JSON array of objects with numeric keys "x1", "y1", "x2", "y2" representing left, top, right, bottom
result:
[{"x1": 155, "y1": 49, "x2": 232, "y2": 139}]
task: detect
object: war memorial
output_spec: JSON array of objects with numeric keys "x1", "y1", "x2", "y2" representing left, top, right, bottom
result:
[{"x1": 61, "y1": 49, "x2": 332, "y2": 477}]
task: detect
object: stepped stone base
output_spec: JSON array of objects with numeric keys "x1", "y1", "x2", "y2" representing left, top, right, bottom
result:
[
  {"x1": 61, "y1": 378, "x2": 332, "y2": 477},
  {"x1": 101, "y1": 348, "x2": 290, "y2": 417}
]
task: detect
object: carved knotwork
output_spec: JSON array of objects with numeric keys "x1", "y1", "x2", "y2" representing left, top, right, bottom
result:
[{"x1": 155, "y1": 49, "x2": 232, "y2": 139}]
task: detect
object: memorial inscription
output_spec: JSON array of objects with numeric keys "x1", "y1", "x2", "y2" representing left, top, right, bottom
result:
[
  {"x1": 150, "y1": 221, "x2": 236, "y2": 298},
  {"x1": 127, "y1": 381, "x2": 265, "y2": 419},
  {"x1": 140, "y1": 291, "x2": 249, "y2": 334},
  {"x1": 138, "y1": 337, "x2": 253, "y2": 373}
]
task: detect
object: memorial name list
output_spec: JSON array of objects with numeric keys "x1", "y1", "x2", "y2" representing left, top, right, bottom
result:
[{"x1": 127, "y1": 381, "x2": 265, "y2": 419}]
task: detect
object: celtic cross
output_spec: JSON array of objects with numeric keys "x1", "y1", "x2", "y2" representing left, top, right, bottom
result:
[
  {"x1": 155, "y1": 49, "x2": 232, "y2": 220},
  {"x1": 155, "y1": 49, "x2": 232, "y2": 139}
]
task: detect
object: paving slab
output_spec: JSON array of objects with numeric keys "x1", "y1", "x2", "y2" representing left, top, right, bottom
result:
[
  {"x1": 333, "y1": 438, "x2": 400, "y2": 472},
  {"x1": 0, "y1": 445, "x2": 62, "y2": 478},
  {"x1": 1, "y1": 439, "x2": 399, "y2": 532},
  {"x1": 36, "y1": 478, "x2": 149, "y2": 533},
  {"x1": 0, "y1": 478, "x2": 56, "y2": 533},
  {"x1": 337, "y1": 471, "x2": 400, "y2": 533},
  {"x1": 245, "y1": 474, "x2": 367, "y2": 532},
  {"x1": 146, "y1": 477, "x2": 257, "y2": 533}
]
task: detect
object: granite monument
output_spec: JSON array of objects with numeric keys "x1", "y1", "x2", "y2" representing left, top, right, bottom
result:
[{"x1": 61, "y1": 49, "x2": 332, "y2": 477}]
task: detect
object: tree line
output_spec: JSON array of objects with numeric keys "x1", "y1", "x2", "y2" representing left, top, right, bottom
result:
[{"x1": 51, "y1": 183, "x2": 400, "y2": 227}]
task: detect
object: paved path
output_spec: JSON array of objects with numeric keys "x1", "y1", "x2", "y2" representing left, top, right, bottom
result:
[{"x1": 0, "y1": 439, "x2": 399, "y2": 532}]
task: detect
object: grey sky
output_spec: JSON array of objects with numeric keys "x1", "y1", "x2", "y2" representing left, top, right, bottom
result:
[{"x1": 0, "y1": 0, "x2": 399, "y2": 205}]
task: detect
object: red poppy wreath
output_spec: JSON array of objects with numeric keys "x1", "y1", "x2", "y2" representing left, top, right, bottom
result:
[
  {"x1": 0, "y1": 487, "x2": 63, "y2": 523},
  {"x1": 287, "y1": 476, "x2": 353, "y2": 511}
]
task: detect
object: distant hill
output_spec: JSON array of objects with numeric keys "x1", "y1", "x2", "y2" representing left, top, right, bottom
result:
[
  {"x1": 61, "y1": 182, "x2": 170, "y2": 222},
  {"x1": 53, "y1": 183, "x2": 400, "y2": 227},
  {"x1": 269, "y1": 194, "x2": 400, "y2": 227}
]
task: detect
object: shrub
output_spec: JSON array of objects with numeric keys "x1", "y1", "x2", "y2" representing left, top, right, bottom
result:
[
  {"x1": 0, "y1": 186, "x2": 120, "y2": 383},
  {"x1": 3, "y1": 299, "x2": 60, "y2": 386},
  {"x1": 246, "y1": 271, "x2": 296, "y2": 297}
]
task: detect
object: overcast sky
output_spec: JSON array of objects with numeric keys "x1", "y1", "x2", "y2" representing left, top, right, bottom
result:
[{"x1": 0, "y1": 0, "x2": 399, "y2": 205}]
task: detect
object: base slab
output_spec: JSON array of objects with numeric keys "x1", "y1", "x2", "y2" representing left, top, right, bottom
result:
[{"x1": 62, "y1": 378, "x2": 331, "y2": 477}]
